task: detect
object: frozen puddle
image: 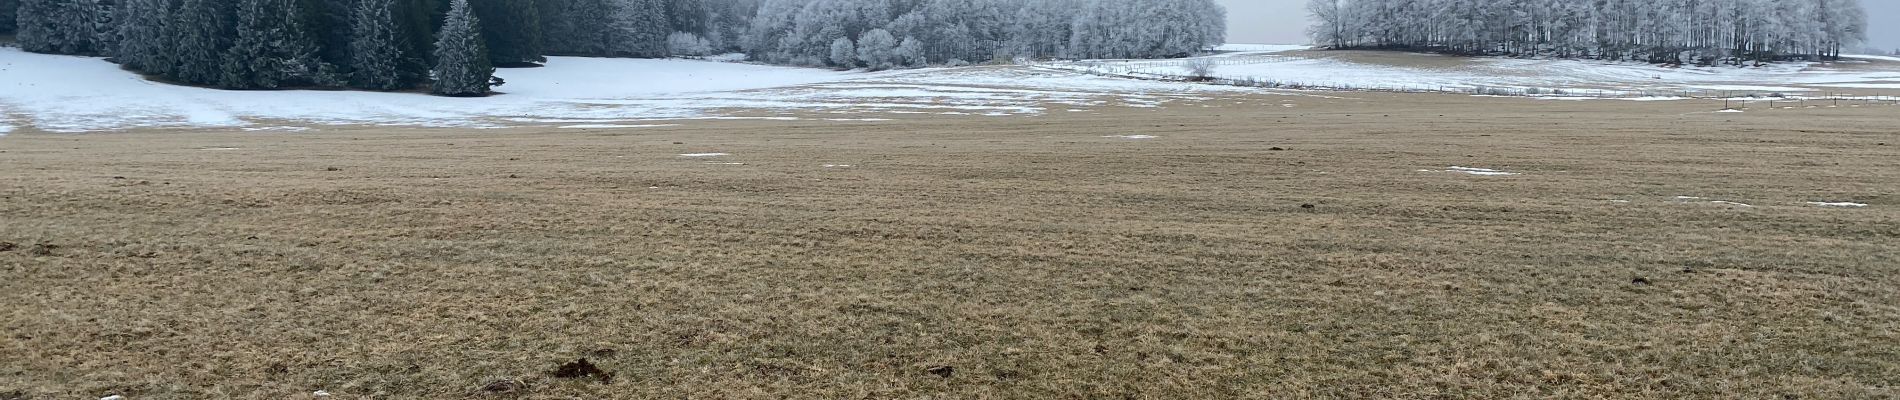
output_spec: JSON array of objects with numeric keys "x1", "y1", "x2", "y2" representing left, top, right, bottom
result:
[
  {"x1": 1420, "y1": 166, "x2": 1519, "y2": 176},
  {"x1": 554, "y1": 123, "x2": 680, "y2": 127},
  {"x1": 1807, "y1": 201, "x2": 1868, "y2": 208},
  {"x1": 1104, "y1": 135, "x2": 1159, "y2": 139},
  {"x1": 679, "y1": 153, "x2": 729, "y2": 157}
]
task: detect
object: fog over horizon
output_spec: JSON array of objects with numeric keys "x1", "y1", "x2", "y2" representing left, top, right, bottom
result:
[{"x1": 1217, "y1": 0, "x2": 1900, "y2": 52}]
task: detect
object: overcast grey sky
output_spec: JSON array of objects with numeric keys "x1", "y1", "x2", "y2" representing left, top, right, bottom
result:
[{"x1": 1217, "y1": 0, "x2": 1900, "y2": 51}]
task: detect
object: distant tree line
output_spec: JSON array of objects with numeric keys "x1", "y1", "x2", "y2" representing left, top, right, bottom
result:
[
  {"x1": 744, "y1": 0, "x2": 1227, "y2": 69},
  {"x1": 3, "y1": 0, "x2": 1226, "y2": 94},
  {"x1": 1306, "y1": 0, "x2": 1870, "y2": 65}
]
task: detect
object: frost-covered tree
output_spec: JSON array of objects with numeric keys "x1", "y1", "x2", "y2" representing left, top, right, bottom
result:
[
  {"x1": 1068, "y1": 0, "x2": 1225, "y2": 59},
  {"x1": 432, "y1": 0, "x2": 495, "y2": 96},
  {"x1": 895, "y1": 35, "x2": 925, "y2": 66},
  {"x1": 855, "y1": 28, "x2": 899, "y2": 70},
  {"x1": 828, "y1": 36, "x2": 857, "y2": 68},
  {"x1": 744, "y1": 0, "x2": 1224, "y2": 67},
  {"x1": 350, "y1": 0, "x2": 407, "y2": 90},
  {"x1": 1307, "y1": 0, "x2": 1870, "y2": 64},
  {"x1": 220, "y1": 0, "x2": 324, "y2": 89}
]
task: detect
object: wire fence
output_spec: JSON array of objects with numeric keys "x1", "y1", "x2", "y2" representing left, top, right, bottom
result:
[{"x1": 1018, "y1": 55, "x2": 1900, "y2": 106}]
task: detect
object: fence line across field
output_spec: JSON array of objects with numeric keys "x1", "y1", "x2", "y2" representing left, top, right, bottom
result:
[{"x1": 1019, "y1": 57, "x2": 1900, "y2": 106}]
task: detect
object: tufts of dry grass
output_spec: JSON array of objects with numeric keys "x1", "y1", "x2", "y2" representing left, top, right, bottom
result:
[{"x1": 1, "y1": 93, "x2": 1897, "y2": 399}]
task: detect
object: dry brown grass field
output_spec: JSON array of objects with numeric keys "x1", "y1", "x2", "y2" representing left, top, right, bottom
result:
[{"x1": 2, "y1": 93, "x2": 1897, "y2": 399}]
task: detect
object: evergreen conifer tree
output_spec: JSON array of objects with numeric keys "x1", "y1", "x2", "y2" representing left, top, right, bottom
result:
[
  {"x1": 162, "y1": 0, "x2": 229, "y2": 85},
  {"x1": 221, "y1": 0, "x2": 323, "y2": 89},
  {"x1": 110, "y1": 0, "x2": 169, "y2": 72},
  {"x1": 349, "y1": 0, "x2": 407, "y2": 90},
  {"x1": 474, "y1": 0, "x2": 546, "y2": 66},
  {"x1": 15, "y1": 0, "x2": 104, "y2": 55},
  {"x1": 607, "y1": 0, "x2": 670, "y2": 57},
  {"x1": 431, "y1": 0, "x2": 495, "y2": 96},
  {"x1": 0, "y1": 0, "x2": 17, "y2": 35}
]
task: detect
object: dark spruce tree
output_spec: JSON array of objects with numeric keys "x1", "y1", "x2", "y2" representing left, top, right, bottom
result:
[
  {"x1": 430, "y1": 0, "x2": 494, "y2": 96},
  {"x1": 16, "y1": 0, "x2": 105, "y2": 55},
  {"x1": 304, "y1": 0, "x2": 357, "y2": 75},
  {"x1": 350, "y1": 0, "x2": 407, "y2": 90},
  {"x1": 541, "y1": 0, "x2": 611, "y2": 55},
  {"x1": 221, "y1": 0, "x2": 324, "y2": 89},
  {"x1": 607, "y1": 0, "x2": 670, "y2": 58},
  {"x1": 160, "y1": 0, "x2": 231, "y2": 85},
  {"x1": 0, "y1": 0, "x2": 17, "y2": 35},
  {"x1": 473, "y1": 0, "x2": 545, "y2": 67},
  {"x1": 110, "y1": 0, "x2": 169, "y2": 73},
  {"x1": 393, "y1": 0, "x2": 446, "y2": 86}
]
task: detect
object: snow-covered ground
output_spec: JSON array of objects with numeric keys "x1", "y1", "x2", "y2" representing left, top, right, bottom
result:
[
  {"x1": 0, "y1": 47, "x2": 1244, "y2": 133},
  {"x1": 5, "y1": 43, "x2": 1897, "y2": 133},
  {"x1": 1047, "y1": 46, "x2": 1900, "y2": 96}
]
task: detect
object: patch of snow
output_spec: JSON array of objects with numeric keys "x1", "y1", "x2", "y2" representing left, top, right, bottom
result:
[
  {"x1": 558, "y1": 124, "x2": 679, "y2": 129},
  {"x1": 1811, "y1": 83, "x2": 1900, "y2": 89},
  {"x1": 242, "y1": 126, "x2": 314, "y2": 132},
  {"x1": 1807, "y1": 201, "x2": 1868, "y2": 208},
  {"x1": 823, "y1": 164, "x2": 853, "y2": 168},
  {"x1": 1608, "y1": 199, "x2": 1632, "y2": 203},
  {"x1": 679, "y1": 153, "x2": 729, "y2": 157},
  {"x1": 1104, "y1": 135, "x2": 1158, "y2": 139},
  {"x1": 101, "y1": 396, "x2": 125, "y2": 400},
  {"x1": 1843, "y1": 54, "x2": 1900, "y2": 63},
  {"x1": 313, "y1": 390, "x2": 331, "y2": 397},
  {"x1": 17, "y1": 48, "x2": 1188, "y2": 132},
  {"x1": 1717, "y1": 109, "x2": 1745, "y2": 113},
  {"x1": 1053, "y1": 50, "x2": 1900, "y2": 99},
  {"x1": 1418, "y1": 167, "x2": 1519, "y2": 176},
  {"x1": 1689, "y1": 85, "x2": 1813, "y2": 92},
  {"x1": 1673, "y1": 196, "x2": 1753, "y2": 207},
  {"x1": 1445, "y1": 166, "x2": 1519, "y2": 176},
  {"x1": 1213, "y1": 44, "x2": 1312, "y2": 53},
  {"x1": 703, "y1": 53, "x2": 750, "y2": 62}
]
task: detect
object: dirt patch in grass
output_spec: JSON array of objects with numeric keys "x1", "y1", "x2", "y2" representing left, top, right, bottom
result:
[{"x1": 1, "y1": 93, "x2": 1896, "y2": 398}]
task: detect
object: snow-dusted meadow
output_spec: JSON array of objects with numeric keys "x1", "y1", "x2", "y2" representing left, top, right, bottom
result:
[
  {"x1": 0, "y1": 47, "x2": 1239, "y2": 133},
  {"x1": 5, "y1": 44, "x2": 1899, "y2": 133},
  {"x1": 1049, "y1": 46, "x2": 1900, "y2": 96}
]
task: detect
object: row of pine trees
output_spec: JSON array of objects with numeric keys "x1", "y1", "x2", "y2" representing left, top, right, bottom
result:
[
  {"x1": 3, "y1": 0, "x2": 1233, "y2": 95},
  {"x1": 1, "y1": 0, "x2": 760, "y2": 95},
  {"x1": 5, "y1": 0, "x2": 506, "y2": 95}
]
